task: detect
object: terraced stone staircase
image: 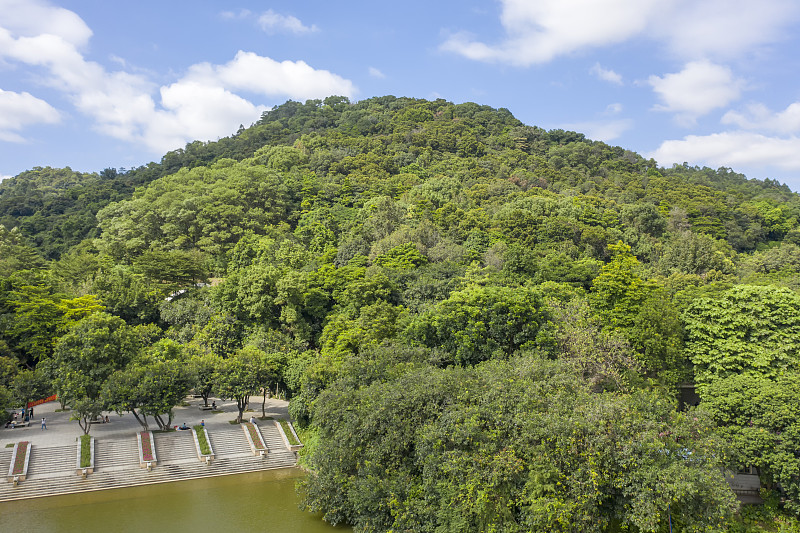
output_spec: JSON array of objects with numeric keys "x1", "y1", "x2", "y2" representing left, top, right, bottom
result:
[
  {"x1": 209, "y1": 426, "x2": 251, "y2": 459},
  {"x1": 0, "y1": 448, "x2": 11, "y2": 477},
  {"x1": 26, "y1": 444, "x2": 74, "y2": 479},
  {"x1": 155, "y1": 431, "x2": 197, "y2": 465},
  {"x1": 95, "y1": 437, "x2": 138, "y2": 472},
  {"x1": 0, "y1": 426, "x2": 298, "y2": 502}
]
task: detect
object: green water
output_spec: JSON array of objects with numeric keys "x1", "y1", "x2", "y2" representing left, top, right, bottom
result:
[{"x1": 0, "y1": 469, "x2": 349, "y2": 533}]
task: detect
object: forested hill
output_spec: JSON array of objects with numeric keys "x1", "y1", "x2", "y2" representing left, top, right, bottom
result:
[
  {"x1": 2, "y1": 95, "x2": 798, "y2": 262},
  {"x1": 3, "y1": 96, "x2": 800, "y2": 531}
]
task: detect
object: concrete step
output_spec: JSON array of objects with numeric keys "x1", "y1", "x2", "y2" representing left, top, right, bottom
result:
[
  {"x1": 0, "y1": 448, "x2": 11, "y2": 475},
  {"x1": 260, "y1": 423, "x2": 291, "y2": 451},
  {"x1": 26, "y1": 445, "x2": 75, "y2": 478},
  {"x1": 95, "y1": 437, "x2": 139, "y2": 472},
  {"x1": 209, "y1": 427, "x2": 250, "y2": 458},
  {"x1": 0, "y1": 451, "x2": 298, "y2": 501},
  {"x1": 154, "y1": 431, "x2": 196, "y2": 465}
]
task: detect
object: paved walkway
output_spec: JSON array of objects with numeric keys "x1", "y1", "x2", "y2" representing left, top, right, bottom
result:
[{"x1": 0, "y1": 395, "x2": 299, "y2": 501}]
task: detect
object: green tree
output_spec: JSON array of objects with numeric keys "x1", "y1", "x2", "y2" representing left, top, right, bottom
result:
[
  {"x1": 214, "y1": 347, "x2": 261, "y2": 423},
  {"x1": 11, "y1": 368, "x2": 50, "y2": 416},
  {"x1": 304, "y1": 354, "x2": 738, "y2": 532},
  {"x1": 590, "y1": 242, "x2": 684, "y2": 383},
  {"x1": 137, "y1": 359, "x2": 193, "y2": 431},
  {"x1": 52, "y1": 312, "x2": 140, "y2": 434},
  {"x1": 189, "y1": 351, "x2": 222, "y2": 408},
  {"x1": 410, "y1": 284, "x2": 548, "y2": 366},
  {"x1": 702, "y1": 372, "x2": 800, "y2": 513},
  {"x1": 683, "y1": 285, "x2": 800, "y2": 388}
]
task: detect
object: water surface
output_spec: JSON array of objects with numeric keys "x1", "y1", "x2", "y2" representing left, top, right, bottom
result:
[{"x1": 0, "y1": 468, "x2": 349, "y2": 533}]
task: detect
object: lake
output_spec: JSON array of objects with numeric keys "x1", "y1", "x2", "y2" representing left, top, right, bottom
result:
[{"x1": 0, "y1": 468, "x2": 350, "y2": 533}]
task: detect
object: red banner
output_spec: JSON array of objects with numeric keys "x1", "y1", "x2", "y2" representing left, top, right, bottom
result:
[{"x1": 27, "y1": 395, "x2": 57, "y2": 408}]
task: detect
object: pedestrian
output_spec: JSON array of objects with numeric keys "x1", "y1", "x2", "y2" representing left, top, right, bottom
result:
[
  {"x1": 249, "y1": 415, "x2": 256, "y2": 425},
  {"x1": 29, "y1": 407, "x2": 33, "y2": 419},
  {"x1": 211, "y1": 401, "x2": 217, "y2": 410},
  {"x1": 41, "y1": 417, "x2": 47, "y2": 430},
  {"x1": 200, "y1": 419, "x2": 205, "y2": 427},
  {"x1": 105, "y1": 415, "x2": 110, "y2": 423}
]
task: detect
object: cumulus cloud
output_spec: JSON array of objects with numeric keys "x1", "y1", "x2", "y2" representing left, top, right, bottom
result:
[
  {"x1": 650, "y1": 131, "x2": 800, "y2": 173},
  {"x1": 441, "y1": 0, "x2": 800, "y2": 65},
  {"x1": 184, "y1": 51, "x2": 354, "y2": 101},
  {"x1": 257, "y1": 10, "x2": 318, "y2": 35},
  {"x1": 0, "y1": 89, "x2": 61, "y2": 142},
  {"x1": 0, "y1": 0, "x2": 91, "y2": 48},
  {"x1": 0, "y1": 0, "x2": 355, "y2": 154},
  {"x1": 590, "y1": 63, "x2": 623, "y2": 85},
  {"x1": 648, "y1": 60, "x2": 745, "y2": 125},
  {"x1": 722, "y1": 102, "x2": 800, "y2": 134}
]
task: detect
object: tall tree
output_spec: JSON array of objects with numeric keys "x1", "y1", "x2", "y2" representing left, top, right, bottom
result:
[
  {"x1": 52, "y1": 312, "x2": 140, "y2": 434},
  {"x1": 214, "y1": 347, "x2": 261, "y2": 423}
]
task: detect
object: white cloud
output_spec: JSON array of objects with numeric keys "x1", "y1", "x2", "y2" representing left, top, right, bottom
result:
[
  {"x1": 650, "y1": 131, "x2": 800, "y2": 173},
  {"x1": 722, "y1": 102, "x2": 800, "y2": 134},
  {"x1": 185, "y1": 51, "x2": 354, "y2": 101},
  {"x1": 605, "y1": 103, "x2": 624, "y2": 115},
  {"x1": 144, "y1": 82, "x2": 267, "y2": 152},
  {"x1": 368, "y1": 67, "x2": 386, "y2": 79},
  {"x1": 561, "y1": 119, "x2": 633, "y2": 142},
  {"x1": 0, "y1": 89, "x2": 61, "y2": 142},
  {"x1": 0, "y1": 0, "x2": 91, "y2": 48},
  {"x1": 648, "y1": 60, "x2": 745, "y2": 125},
  {"x1": 0, "y1": 0, "x2": 355, "y2": 154},
  {"x1": 590, "y1": 63, "x2": 623, "y2": 85},
  {"x1": 650, "y1": 0, "x2": 799, "y2": 59},
  {"x1": 257, "y1": 10, "x2": 318, "y2": 35},
  {"x1": 441, "y1": 0, "x2": 800, "y2": 65}
]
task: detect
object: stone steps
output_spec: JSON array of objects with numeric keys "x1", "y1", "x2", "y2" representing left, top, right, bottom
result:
[
  {"x1": 0, "y1": 449, "x2": 12, "y2": 475},
  {"x1": 0, "y1": 424, "x2": 298, "y2": 502},
  {"x1": 260, "y1": 422, "x2": 291, "y2": 452},
  {"x1": 0, "y1": 453, "x2": 297, "y2": 501},
  {"x1": 209, "y1": 426, "x2": 251, "y2": 458},
  {"x1": 154, "y1": 431, "x2": 197, "y2": 465},
  {"x1": 26, "y1": 444, "x2": 75, "y2": 479},
  {"x1": 95, "y1": 437, "x2": 138, "y2": 472}
]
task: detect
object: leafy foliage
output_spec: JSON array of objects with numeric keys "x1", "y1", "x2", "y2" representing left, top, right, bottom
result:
[{"x1": 2, "y1": 95, "x2": 800, "y2": 527}]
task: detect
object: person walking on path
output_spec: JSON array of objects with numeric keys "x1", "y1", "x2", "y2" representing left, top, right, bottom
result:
[{"x1": 41, "y1": 417, "x2": 47, "y2": 430}]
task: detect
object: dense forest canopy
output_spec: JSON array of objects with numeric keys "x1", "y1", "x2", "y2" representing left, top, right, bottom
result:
[{"x1": 2, "y1": 96, "x2": 800, "y2": 531}]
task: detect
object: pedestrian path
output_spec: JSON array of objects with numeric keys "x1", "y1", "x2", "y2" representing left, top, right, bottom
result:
[{"x1": 0, "y1": 397, "x2": 300, "y2": 501}]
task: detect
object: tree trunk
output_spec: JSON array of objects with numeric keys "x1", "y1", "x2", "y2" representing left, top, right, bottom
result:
[
  {"x1": 154, "y1": 414, "x2": 168, "y2": 431},
  {"x1": 235, "y1": 395, "x2": 249, "y2": 423},
  {"x1": 131, "y1": 409, "x2": 148, "y2": 430},
  {"x1": 79, "y1": 416, "x2": 92, "y2": 435},
  {"x1": 261, "y1": 389, "x2": 267, "y2": 418}
]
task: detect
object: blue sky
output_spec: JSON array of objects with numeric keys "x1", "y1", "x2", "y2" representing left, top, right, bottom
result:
[{"x1": 3, "y1": 0, "x2": 800, "y2": 191}]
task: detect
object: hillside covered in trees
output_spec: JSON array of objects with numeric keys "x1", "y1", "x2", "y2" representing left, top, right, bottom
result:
[{"x1": 2, "y1": 96, "x2": 800, "y2": 531}]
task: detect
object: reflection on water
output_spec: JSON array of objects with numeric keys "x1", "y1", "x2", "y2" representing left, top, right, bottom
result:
[{"x1": 0, "y1": 468, "x2": 349, "y2": 533}]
